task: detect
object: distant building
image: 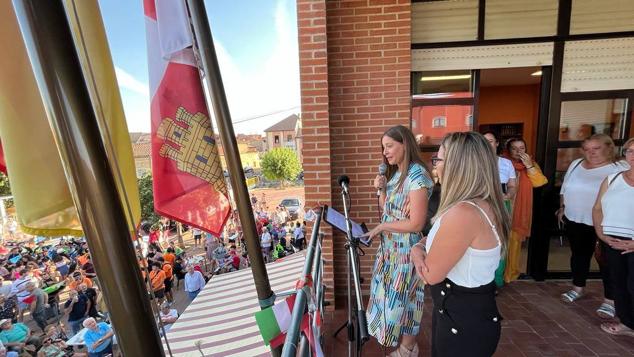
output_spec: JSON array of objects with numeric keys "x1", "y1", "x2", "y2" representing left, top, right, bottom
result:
[
  {"x1": 130, "y1": 132, "x2": 263, "y2": 178},
  {"x1": 130, "y1": 132, "x2": 151, "y2": 178},
  {"x1": 218, "y1": 143, "x2": 261, "y2": 170},
  {"x1": 263, "y1": 114, "x2": 302, "y2": 160},
  {"x1": 236, "y1": 134, "x2": 266, "y2": 152}
]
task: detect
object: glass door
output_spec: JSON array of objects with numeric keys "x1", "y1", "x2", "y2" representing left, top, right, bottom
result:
[
  {"x1": 547, "y1": 95, "x2": 633, "y2": 273},
  {"x1": 410, "y1": 70, "x2": 478, "y2": 165}
]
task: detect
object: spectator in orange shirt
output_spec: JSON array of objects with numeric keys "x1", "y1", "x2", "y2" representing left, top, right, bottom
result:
[
  {"x1": 77, "y1": 251, "x2": 90, "y2": 267},
  {"x1": 149, "y1": 263, "x2": 166, "y2": 304},
  {"x1": 158, "y1": 258, "x2": 174, "y2": 303},
  {"x1": 68, "y1": 271, "x2": 93, "y2": 291},
  {"x1": 163, "y1": 248, "x2": 176, "y2": 267}
]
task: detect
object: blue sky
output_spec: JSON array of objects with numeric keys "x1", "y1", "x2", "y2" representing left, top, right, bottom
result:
[{"x1": 99, "y1": 0, "x2": 300, "y2": 134}]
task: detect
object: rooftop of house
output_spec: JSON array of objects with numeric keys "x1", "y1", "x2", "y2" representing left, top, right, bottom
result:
[{"x1": 263, "y1": 114, "x2": 299, "y2": 133}]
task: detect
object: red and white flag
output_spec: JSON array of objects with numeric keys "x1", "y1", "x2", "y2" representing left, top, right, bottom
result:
[{"x1": 143, "y1": 0, "x2": 230, "y2": 235}]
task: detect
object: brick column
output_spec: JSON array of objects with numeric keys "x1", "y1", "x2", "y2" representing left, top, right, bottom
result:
[
  {"x1": 297, "y1": 0, "x2": 335, "y2": 308},
  {"x1": 325, "y1": 0, "x2": 412, "y2": 301},
  {"x1": 298, "y1": 0, "x2": 412, "y2": 305}
]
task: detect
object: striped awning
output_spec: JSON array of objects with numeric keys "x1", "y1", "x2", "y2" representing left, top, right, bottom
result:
[{"x1": 163, "y1": 252, "x2": 306, "y2": 356}]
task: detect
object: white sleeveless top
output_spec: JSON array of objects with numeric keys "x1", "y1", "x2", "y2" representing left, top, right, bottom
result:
[
  {"x1": 561, "y1": 159, "x2": 629, "y2": 225},
  {"x1": 601, "y1": 172, "x2": 634, "y2": 239},
  {"x1": 425, "y1": 201, "x2": 501, "y2": 288}
]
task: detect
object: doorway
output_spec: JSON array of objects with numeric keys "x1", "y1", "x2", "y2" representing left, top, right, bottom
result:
[{"x1": 477, "y1": 67, "x2": 544, "y2": 278}]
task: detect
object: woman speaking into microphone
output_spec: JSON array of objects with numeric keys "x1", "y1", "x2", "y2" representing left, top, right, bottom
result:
[{"x1": 363, "y1": 125, "x2": 433, "y2": 356}]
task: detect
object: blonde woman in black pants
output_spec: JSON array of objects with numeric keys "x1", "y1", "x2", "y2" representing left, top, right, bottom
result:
[
  {"x1": 411, "y1": 132, "x2": 510, "y2": 356},
  {"x1": 557, "y1": 134, "x2": 628, "y2": 318},
  {"x1": 593, "y1": 138, "x2": 634, "y2": 336}
]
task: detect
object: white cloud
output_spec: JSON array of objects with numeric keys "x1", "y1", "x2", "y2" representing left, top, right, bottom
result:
[
  {"x1": 213, "y1": 0, "x2": 300, "y2": 134},
  {"x1": 120, "y1": 93, "x2": 151, "y2": 133},
  {"x1": 117, "y1": 0, "x2": 300, "y2": 134},
  {"x1": 114, "y1": 66, "x2": 151, "y2": 132},
  {"x1": 115, "y1": 66, "x2": 149, "y2": 97}
]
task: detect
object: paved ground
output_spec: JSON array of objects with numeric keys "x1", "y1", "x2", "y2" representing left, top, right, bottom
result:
[
  {"x1": 250, "y1": 186, "x2": 305, "y2": 212},
  {"x1": 323, "y1": 281, "x2": 634, "y2": 357}
]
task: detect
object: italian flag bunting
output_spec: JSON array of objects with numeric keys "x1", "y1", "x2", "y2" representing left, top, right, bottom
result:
[{"x1": 255, "y1": 294, "x2": 296, "y2": 347}]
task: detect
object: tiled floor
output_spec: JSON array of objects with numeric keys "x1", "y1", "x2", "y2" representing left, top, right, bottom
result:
[{"x1": 323, "y1": 281, "x2": 634, "y2": 356}]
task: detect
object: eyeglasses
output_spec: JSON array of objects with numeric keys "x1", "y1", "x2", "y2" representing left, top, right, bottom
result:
[
  {"x1": 624, "y1": 149, "x2": 634, "y2": 156},
  {"x1": 431, "y1": 156, "x2": 444, "y2": 167}
]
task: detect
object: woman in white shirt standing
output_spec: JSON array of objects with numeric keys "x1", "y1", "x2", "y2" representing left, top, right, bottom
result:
[
  {"x1": 593, "y1": 137, "x2": 634, "y2": 337},
  {"x1": 260, "y1": 227, "x2": 272, "y2": 262},
  {"x1": 483, "y1": 131, "x2": 517, "y2": 203},
  {"x1": 411, "y1": 132, "x2": 510, "y2": 356},
  {"x1": 558, "y1": 134, "x2": 628, "y2": 317}
]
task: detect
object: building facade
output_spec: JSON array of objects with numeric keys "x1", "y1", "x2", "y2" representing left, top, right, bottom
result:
[
  {"x1": 218, "y1": 143, "x2": 262, "y2": 170},
  {"x1": 263, "y1": 114, "x2": 303, "y2": 161},
  {"x1": 130, "y1": 132, "x2": 151, "y2": 178},
  {"x1": 298, "y1": 0, "x2": 634, "y2": 307}
]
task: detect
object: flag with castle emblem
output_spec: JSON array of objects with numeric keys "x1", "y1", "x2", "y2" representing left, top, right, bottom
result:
[{"x1": 143, "y1": 0, "x2": 230, "y2": 235}]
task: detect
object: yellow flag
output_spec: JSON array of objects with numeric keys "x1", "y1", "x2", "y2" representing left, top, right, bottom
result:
[
  {"x1": 64, "y1": 0, "x2": 141, "y2": 232},
  {"x1": 0, "y1": 1, "x2": 140, "y2": 236}
]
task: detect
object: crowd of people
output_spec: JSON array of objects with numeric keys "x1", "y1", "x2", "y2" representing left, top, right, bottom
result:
[
  {"x1": 0, "y1": 237, "x2": 113, "y2": 356},
  {"x1": 247, "y1": 191, "x2": 309, "y2": 263},
  {"x1": 363, "y1": 125, "x2": 633, "y2": 357}
]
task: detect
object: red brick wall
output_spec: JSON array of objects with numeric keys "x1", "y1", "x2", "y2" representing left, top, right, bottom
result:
[
  {"x1": 297, "y1": 0, "x2": 335, "y2": 307},
  {"x1": 298, "y1": 0, "x2": 412, "y2": 307}
]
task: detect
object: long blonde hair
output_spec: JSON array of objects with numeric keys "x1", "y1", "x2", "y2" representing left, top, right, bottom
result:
[
  {"x1": 434, "y1": 132, "x2": 510, "y2": 253},
  {"x1": 382, "y1": 125, "x2": 430, "y2": 191}
]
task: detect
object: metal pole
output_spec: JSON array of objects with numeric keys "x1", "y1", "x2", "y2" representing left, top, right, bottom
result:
[
  {"x1": 12, "y1": 1, "x2": 164, "y2": 356},
  {"x1": 282, "y1": 212, "x2": 322, "y2": 357},
  {"x1": 184, "y1": 1, "x2": 273, "y2": 306}
]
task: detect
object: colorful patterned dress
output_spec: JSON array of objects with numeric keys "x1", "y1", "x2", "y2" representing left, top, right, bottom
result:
[{"x1": 367, "y1": 163, "x2": 433, "y2": 347}]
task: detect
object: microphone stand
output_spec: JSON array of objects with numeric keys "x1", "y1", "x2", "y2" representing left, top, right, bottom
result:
[{"x1": 332, "y1": 183, "x2": 369, "y2": 357}]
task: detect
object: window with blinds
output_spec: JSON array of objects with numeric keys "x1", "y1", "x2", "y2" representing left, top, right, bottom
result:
[
  {"x1": 411, "y1": 0, "x2": 478, "y2": 44},
  {"x1": 484, "y1": 0, "x2": 558, "y2": 40},
  {"x1": 562, "y1": 38, "x2": 634, "y2": 92},
  {"x1": 570, "y1": 0, "x2": 634, "y2": 35}
]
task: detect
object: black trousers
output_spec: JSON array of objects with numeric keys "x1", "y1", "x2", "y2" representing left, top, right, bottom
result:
[
  {"x1": 430, "y1": 279, "x2": 501, "y2": 357},
  {"x1": 566, "y1": 219, "x2": 613, "y2": 299},
  {"x1": 605, "y1": 236, "x2": 634, "y2": 329}
]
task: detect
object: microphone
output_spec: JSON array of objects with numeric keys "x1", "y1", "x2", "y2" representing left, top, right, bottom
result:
[
  {"x1": 337, "y1": 175, "x2": 350, "y2": 195},
  {"x1": 377, "y1": 163, "x2": 387, "y2": 197}
]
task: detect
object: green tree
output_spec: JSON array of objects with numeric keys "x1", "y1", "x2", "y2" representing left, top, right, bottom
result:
[
  {"x1": 138, "y1": 173, "x2": 160, "y2": 225},
  {"x1": 260, "y1": 147, "x2": 302, "y2": 188}
]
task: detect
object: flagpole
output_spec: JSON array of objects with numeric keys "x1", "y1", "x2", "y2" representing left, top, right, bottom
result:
[
  {"x1": 12, "y1": 1, "x2": 164, "y2": 356},
  {"x1": 184, "y1": 0, "x2": 278, "y2": 328}
]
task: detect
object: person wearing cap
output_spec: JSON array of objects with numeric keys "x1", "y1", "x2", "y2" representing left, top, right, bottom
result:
[
  {"x1": 68, "y1": 272, "x2": 92, "y2": 291},
  {"x1": 159, "y1": 303, "x2": 178, "y2": 333},
  {"x1": 82, "y1": 318, "x2": 113, "y2": 357},
  {"x1": 0, "y1": 319, "x2": 40, "y2": 353},
  {"x1": 25, "y1": 282, "x2": 48, "y2": 332}
]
